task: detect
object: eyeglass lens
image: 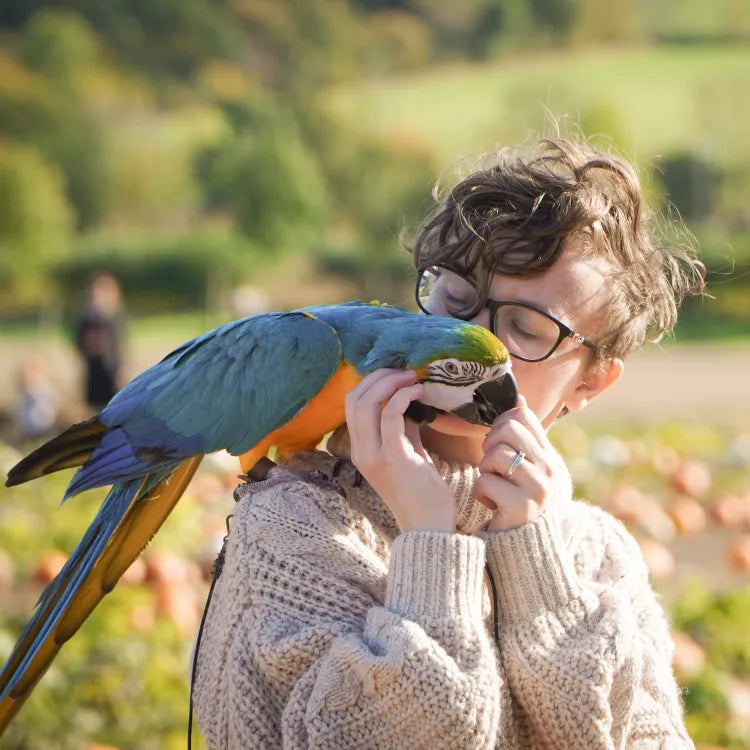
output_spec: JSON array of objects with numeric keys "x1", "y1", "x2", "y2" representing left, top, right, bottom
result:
[{"x1": 417, "y1": 266, "x2": 563, "y2": 361}]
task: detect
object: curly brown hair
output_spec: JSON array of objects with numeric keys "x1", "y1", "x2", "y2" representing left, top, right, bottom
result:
[{"x1": 407, "y1": 138, "x2": 706, "y2": 360}]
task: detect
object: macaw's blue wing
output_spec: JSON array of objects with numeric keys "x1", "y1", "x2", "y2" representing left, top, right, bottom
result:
[
  {"x1": 69, "y1": 310, "x2": 342, "y2": 496},
  {"x1": 106, "y1": 311, "x2": 343, "y2": 450},
  {"x1": 7, "y1": 311, "x2": 343, "y2": 498},
  {"x1": 0, "y1": 311, "x2": 343, "y2": 732}
]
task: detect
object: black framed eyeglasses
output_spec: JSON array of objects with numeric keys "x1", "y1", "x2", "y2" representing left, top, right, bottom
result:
[{"x1": 415, "y1": 265, "x2": 598, "y2": 363}]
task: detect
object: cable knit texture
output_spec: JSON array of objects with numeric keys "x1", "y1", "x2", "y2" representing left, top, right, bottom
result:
[{"x1": 193, "y1": 430, "x2": 693, "y2": 749}]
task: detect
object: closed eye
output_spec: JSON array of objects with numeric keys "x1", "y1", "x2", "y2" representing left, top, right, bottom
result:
[
  {"x1": 444, "y1": 294, "x2": 473, "y2": 318},
  {"x1": 508, "y1": 318, "x2": 541, "y2": 340}
]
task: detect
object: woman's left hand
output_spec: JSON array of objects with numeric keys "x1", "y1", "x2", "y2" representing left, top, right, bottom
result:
[{"x1": 476, "y1": 395, "x2": 571, "y2": 532}]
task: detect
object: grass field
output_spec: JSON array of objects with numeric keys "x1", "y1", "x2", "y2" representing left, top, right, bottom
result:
[{"x1": 323, "y1": 44, "x2": 750, "y2": 165}]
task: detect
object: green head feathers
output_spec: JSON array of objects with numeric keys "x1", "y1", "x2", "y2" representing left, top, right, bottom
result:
[{"x1": 453, "y1": 322, "x2": 509, "y2": 366}]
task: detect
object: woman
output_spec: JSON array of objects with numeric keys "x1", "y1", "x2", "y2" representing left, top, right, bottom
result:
[{"x1": 193, "y1": 138, "x2": 705, "y2": 748}]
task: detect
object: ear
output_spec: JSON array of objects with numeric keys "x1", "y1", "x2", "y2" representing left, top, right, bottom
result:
[{"x1": 565, "y1": 357, "x2": 624, "y2": 413}]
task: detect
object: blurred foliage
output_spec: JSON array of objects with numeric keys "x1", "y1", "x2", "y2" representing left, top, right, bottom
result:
[
  {"x1": 0, "y1": 140, "x2": 73, "y2": 310},
  {"x1": 660, "y1": 151, "x2": 721, "y2": 223},
  {"x1": 0, "y1": 0, "x2": 746, "y2": 333},
  {"x1": 674, "y1": 585, "x2": 750, "y2": 679},
  {"x1": 673, "y1": 585, "x2": 750, "y2": 747},
  {"x1": 54, "y1": 230, "x2": 258, "y2": 316},
  {"x1": 0, "y1": 47, "x2": 110, "y2": 231},
  {"x1": 0, "y1": 454, "x2": 216, "y2": 749},
  {"x1": 195, "y1": 99, "x2": 329, "y2": 250},
  {"x1": 19, "y1": 7, "x2": 99, "y2": 82}
]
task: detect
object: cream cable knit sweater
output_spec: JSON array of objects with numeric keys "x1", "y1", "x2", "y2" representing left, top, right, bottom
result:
[{"x1": 193, "y1": 433, "x2": 693, "y2": 749}]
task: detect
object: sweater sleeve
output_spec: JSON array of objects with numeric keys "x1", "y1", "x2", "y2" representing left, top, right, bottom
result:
[
  {"x1": 479, "y1": 508, "x2": 693, "y2": 749},
  {"x1": 192, "y1": 472, "x2": 501, "y2": 749}
]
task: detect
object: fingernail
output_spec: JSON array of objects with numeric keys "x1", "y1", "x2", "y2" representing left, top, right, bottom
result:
[{"x1": 518, "y1": 394, "x2": 527, "y2": 407}]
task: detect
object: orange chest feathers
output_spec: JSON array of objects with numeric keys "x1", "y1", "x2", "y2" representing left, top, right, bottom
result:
[{"x1": 239, "y1": 361, "x2": 362, "y2": 472}]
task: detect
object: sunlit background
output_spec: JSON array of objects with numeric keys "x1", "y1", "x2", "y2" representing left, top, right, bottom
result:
[{"x1": 0, "y1": 1, "x2": 749, "y2": 748}]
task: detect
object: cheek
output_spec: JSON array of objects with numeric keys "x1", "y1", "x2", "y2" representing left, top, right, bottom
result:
[{"x1": 511, "y1": 358, "x2": 583, "y2": 417}]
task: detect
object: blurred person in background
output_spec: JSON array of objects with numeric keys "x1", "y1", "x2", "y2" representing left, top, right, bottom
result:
[
  {"x1": 15, "y1": 356, "x2": 60, "y2": 445},
  {"x1": 74, "y1": 272, "x2": 127, "y2": 413},
  {"x1": 192, "y1": 138, "x2": 706, "y2": 749}
]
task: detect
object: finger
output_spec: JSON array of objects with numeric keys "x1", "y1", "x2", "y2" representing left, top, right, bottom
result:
[
  {"x1": 353, "y1": 370, "x2": 417, "y2": 412},
  {"x1": 485, "y1": 400, "x2": 552, "y2": 450},
  {"x1": 478, "y1": 444, "x2": 526, "y2": 479},
  {"x1": 481, "y1": 418, "x2": 543, "y2": 466},
  {"x1": 489, "y1": 498, "x2": 540, "y2": 531},
  {"x1": 475, "y1": 473, "x2": 539, "y2": 527},
  {"x1": 380, "y1": 383, "x2": 423, "y2": 449},
  {"x1": 492, "y1": 405, "x2": 549, "y2": 450},
  {"x1": 498, "y1": 454, "x2": 548, "y2": 496},
  {"x1": 346, "y1": 370, "x2": 416, "y2": 447},
  {"x1": 404, "y1": 417, "x2": 432, "y2": 463},
  {"x1": 346, "y1": 370, "x2": 393, "y2": 441},
  {"x1": 347, "y1": 368, "x2": 415, "y2": 407},
  {"x1": 479, "y1": 445, "x2": 549, "y2": 497}
]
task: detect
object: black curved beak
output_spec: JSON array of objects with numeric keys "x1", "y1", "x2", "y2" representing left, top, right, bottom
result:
[{"x1": 450, "y1": 371, "x2": 519, "y2": 426}]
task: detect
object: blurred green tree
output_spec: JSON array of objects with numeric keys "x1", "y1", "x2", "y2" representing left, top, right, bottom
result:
[
  {"x1": 659, "y1": 151, "x2": 720, "y2": 223},
  {"x1": 228, "y1": 0, "x2": 363, "y2": 93},
  {"x1": 527, "y1": 0, "x2": 579, "y2": 38},
  {"x1": 19, "y1": 7, "x2": 99, "y2": 83},
  {"x1": 364, "y1": 10, "x2": 433, "y2": 72},
  {"x1": 300, "y1": 108, "x2": 436, "y2": 299},
  {"x1": 195, "y1": 100, "x2": 329, "y2": 252},
  {"x1": 65, "y1": 0, "x2": 242, "y2": 80},
  {"x1": 0, "y1": 82, "x2": 110, "y2": 230},
  {"x1": 0, "y1": 140, "x2": 73, "y2": 310}
]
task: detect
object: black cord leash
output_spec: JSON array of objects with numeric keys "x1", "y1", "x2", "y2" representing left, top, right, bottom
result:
[
  {"x1": 484, "y1": 562, "x2": 501, "y2": 647},
  {"x1": 187, "y1": 512, "x2": 233, "y2": 750}
]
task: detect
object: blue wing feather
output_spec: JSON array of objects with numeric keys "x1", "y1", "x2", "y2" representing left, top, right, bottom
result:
[{"x1": 67, "y1": 311, "x2": 342, "y2": 497}]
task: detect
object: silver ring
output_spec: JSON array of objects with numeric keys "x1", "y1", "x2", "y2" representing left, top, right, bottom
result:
[{"x1": 504, "y1": 450, "x2": 526, "y2": 478}]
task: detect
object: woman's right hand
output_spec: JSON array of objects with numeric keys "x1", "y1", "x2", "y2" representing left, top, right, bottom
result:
[{"x1": 345, "y1": 369, "x2": 456, "y2": 534}]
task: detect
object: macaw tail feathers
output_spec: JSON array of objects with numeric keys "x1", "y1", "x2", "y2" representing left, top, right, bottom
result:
[
  {"x1": 0, "y1": 457, "x2": 202, "y2": 734},
  {"x1": 5, "y1": 418, "x2": 108, "y2": 487}
]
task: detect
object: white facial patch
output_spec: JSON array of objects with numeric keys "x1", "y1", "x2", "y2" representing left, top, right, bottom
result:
[
  {"x1": 419, "y1": 360, "x2": 511, "y2": 411},
  {"x1": 420, "y1": 380, "x2": 479, "y2": 411}
]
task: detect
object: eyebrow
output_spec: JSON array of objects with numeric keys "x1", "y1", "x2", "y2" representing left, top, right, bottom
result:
[{"x1": 485, "y1": 288, "x2": 567, "y2": 324}]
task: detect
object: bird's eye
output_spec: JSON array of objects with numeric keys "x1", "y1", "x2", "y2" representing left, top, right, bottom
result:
[{"x1": 444, "y1": 361, "x2": 459, "y2": 374}]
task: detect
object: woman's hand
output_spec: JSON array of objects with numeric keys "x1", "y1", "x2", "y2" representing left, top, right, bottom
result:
[
  {"x1": 477, "y1": 396, "x2": 571, "y2": 532},
  {"x1": 345, "y1": 369, "x2": 456, "y2": 534}
]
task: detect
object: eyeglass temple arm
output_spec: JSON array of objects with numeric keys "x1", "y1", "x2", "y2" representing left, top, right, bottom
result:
[{"x1": 570, "y1": 331, "x2": 598, "y2": 351}]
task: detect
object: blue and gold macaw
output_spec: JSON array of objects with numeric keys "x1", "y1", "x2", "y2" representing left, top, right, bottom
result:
[{"x1": 0, "y1": 300, "x2": 517, "y2": 731}]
